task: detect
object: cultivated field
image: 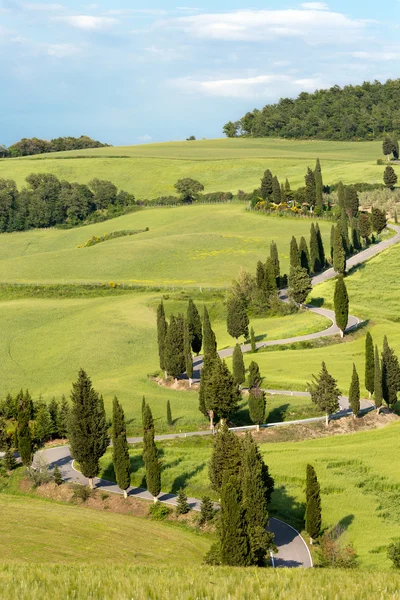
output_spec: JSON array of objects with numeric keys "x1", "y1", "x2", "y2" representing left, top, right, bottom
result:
[{"x1": 0, "y1": 138, "x2": 387, "y2": 199}]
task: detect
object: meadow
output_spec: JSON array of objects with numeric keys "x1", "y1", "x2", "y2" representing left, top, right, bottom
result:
[{"x1": 0, "y1": 137, "x2": 388, "y2": 199}]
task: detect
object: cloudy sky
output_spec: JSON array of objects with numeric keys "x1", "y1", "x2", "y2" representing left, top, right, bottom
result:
[{"x1": 0, "y1": 1, "x2": 399, "y2": 146}]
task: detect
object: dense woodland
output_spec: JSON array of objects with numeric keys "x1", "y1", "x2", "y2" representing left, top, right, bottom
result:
[
  {"x1": 0, "y1": 136, "x2": 109, "y2": 158},
  {"x1": 224, "y1": 79, "x2": 400, "y2": 140}
]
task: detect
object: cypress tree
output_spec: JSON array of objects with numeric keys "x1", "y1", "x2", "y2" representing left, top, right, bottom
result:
[
  {"x1": 209, "y1": 420, "x2": 241, "y2": 494},
  {"x1": 299, "y1": 236, "x2": 311, "y2": 273},
  {"x1": 142, "y1": 403, "x2": 161, "y2": 502},
  {"x1": 166, "y1": 400, "x2": 172, "y2": 426},
  {"x1": 232, "y1": 344, "x2": 246, "y2": 387},
  {"x1": 184, "y1": 318, "x2": 194, "y2": 384},
  {"x1": 285, "y1": 178, "x2": 292, "y2": 200},
  {"x1": 334, "y1": 275, "x2": 349, "y2": 338},
  {"x1": 68, "y1": 369, "x2": 109, "y2": 489},
  {"x1": 250, "y1": 326, "x2": 256, "y2": 353},
  {"x1": 256, "y1": 260, "x2": 266, "y2": 292},
  {"x1": 53, "y1": 465, "x2": 63, "y2": 486},
  {"x1": 344, "y1": 186, "x2": 359, "y2": 219},
  {"x1": 248, "y1": 361, "x2": 262, "y2": 390},
  {"x1": 315, "y1": 222, "x2": 325, "y2": 268},
  {"x1": 330, "y1": 224, "x2": 335, "y2": 261},
  {"x1": 384, "y1": 165, "x2": 398, "y2": 190},
  {"x1": 349, "y1": 364, "x2": 360, "y2": 418},
  {"x1": 34, "y1": 404, "x2": 52, "y2": 444},
  {"x1": 290, "y1": 236, "x2": 300, "y2": 270},
  {"x1": 176, "y1": 489, "x2": 191, "y2": 515},
  {"x1": 280, "y1": 183, "x2": 286, "y2": 203},
  {"x1": 305, "y1": 464, "x2": 321, "y2": 542},
  {"x1": 270, "y1": 240, "x2": 280, "y2": 287},
  {"x1": 156, "y1": 301, "x2": 168, "y2": 373},
  {"x1": 17, "y1": 394, "x2": 32, "y2": 467},
  {"x1": 288, "y1": 266, "x2": 312, "y2": 305},
  {"x1": 351, "y1": 225, "x2": 361, "y2": 252},
  {"x1": 272, "y1": 175, "x2": 281, "y2": 204},
  {"x1": 112, "y1": 396, "x2": 131, "y2": 498},
  {"x1": 203, "y1": 306, "x2": 217, "y2": 358},
  {"x1": 141, "y1": 396, "x2": 146, "y2": 424},
  {"x1": 260, "y1": 169, "x2": 273, "y2": 200},
  {"x1": 207, "y1": 360, "x2": 241, "y2": 425},
  {"x1": 371, "y1": 207, "x2": 387, "y2": 235},
  {"x1": 309, "y1": 362, "x2": 340, "y2": 426},
  {"x1": 333, "y1": 226, "x2": 346, "y2": 275},
  {"x1": 4, "y1": 448, "x2": 16, "y2": 470},
  {"x1": 305, "y1": 167, "x2": 317, "y2": 208},
  {"x1": 240, "y1": 433, "x2": 275, "y2": 565},
  {"x1": 365, "y1": 332, "x2": 375, "y2": 398},
  {"x1": 374, "y1": 345, "x2": 383, "y2": 413},
  {"x1": 227, "y1": 296, "x2": 249, "y2": 341},
  {"x1": 381, "y1": 336, "x2": 400, "y2": 408},
  {"x1": 310, "y1": 223, "x2": 320, "y2": 273},
  {"x1": 314, "y1": 158, "x2": 323, "y2": 213},
  {"x1": 248, "y1": 388, "x2": 266, "y2": 430},
  {"x1": 337, "y1": 181, "x2": 345, "y2": 209},
  {"x1": 48, "y1": 397, "x2": 59, "y2": 438},
  {"x1": 187, "y1": 299, "x2": 202, "y2": 355},
  {"x1": 58, "y1": 395, "x2": 69, "y2": 439},
  {"x1": 164, "y1": 314, "x2": 186, "y2": 379},
  {"x1": 199, "y1": 353, "x2": 219, "y2": 423},
  {"x1": 199, "y1": 496, "x2": 214, "y2": 525},
  {"x1": 339, "y1": 209, "x2": 350, "y2": 256},
  {"x1": 219, "y1": 475, "x2": 250, "y2": 566}
]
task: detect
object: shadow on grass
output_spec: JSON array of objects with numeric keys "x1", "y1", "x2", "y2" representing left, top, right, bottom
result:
[
  {"x1": 267, "y1": 403, "x2": 290, "y2": 424},
  {"x1": 270, "y1": 485, "x2": 306, "y2": 533},
  {"x1": 308, "y1": 297, "x2": 325, "y2": 308},
  {"x1": 171, "y1": 462, "x2": 207, "y2": 494}
]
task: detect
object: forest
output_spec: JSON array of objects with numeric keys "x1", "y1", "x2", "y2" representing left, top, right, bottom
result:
[
  {"x1": 224, "y1": 79, "x2": 400, "y2": 141},
  {"x1": 0, "y1": 136, "x2": 109, "y2": 158}
]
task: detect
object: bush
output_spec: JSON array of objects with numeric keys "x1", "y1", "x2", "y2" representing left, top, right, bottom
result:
[
  {"x1": 149, "y1": 501, "x2": 171, "y2": 520},
  {"x1": 388, "y1": 541, "x2": 400, "y2": 569},
  {"x1": 317, "y1": 527, "x2": 358, "y2": 568},
  {"x1": 72, "y1": 485, "x2": 93, "y2": 503},
  {"x1": 204, "y1": 542, "x2": 221, "y2": 565}
]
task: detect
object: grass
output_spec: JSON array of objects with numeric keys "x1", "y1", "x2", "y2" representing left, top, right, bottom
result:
[
  {"x1": 0, "y1": 137, "x2": 386, "y2": 199},
  {"x1": 0, "y1": 205, "x2": 332, "y2": 287},
  {"x1": 0, "y1": 492, "x2": 210, "y2": 565},
  {"x1": 98, "y1": 421, "x2": 400, "y2": 569}
]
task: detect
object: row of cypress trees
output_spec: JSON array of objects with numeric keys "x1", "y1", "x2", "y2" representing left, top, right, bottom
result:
[
  {"x1": 289, "y1": 223, "x2": 326, "y2": 275},
  {"x1": 365, "y1": 332, "x2": 400, "y2": 412}
]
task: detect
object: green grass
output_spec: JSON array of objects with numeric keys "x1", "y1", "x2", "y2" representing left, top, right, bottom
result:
[
  {"x1": 0, "y1": 492, "x2": 210, "y2": 565},
  {"x1": 0, "y1": 138, "x2": 387, "y2": 199},
  {"x1": 98, "y1": 421, "x2": 400, "y2": 569},
  {"x1": 1, "y1": 564, "x2": 399, "y2": 600},
  {"x1": 0, "y1": 205, "x2": 332, "y2": 287}
]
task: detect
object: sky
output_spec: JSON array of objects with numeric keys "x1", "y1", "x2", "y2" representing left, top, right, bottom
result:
[{"x1": 0, "y1": 1, "x2": 399, "y2": 146}]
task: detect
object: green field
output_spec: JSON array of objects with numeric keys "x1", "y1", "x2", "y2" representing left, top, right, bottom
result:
[
  {"x1": 0, "y1": 205, "x2": 332, "y2": 287},
  {"x1": 0, "y1": 138, "x2": 388, "y2": 199},
  {"x1": 97, "y1": 422, "x2": 400, "y2": 569}
]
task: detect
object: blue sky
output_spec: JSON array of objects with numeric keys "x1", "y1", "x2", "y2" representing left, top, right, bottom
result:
[{"x1": 0, "y1": 1, "x2": 399, "y2": 146}]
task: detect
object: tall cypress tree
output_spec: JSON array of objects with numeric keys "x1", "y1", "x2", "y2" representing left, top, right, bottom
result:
[
  {"x1": 227, "y1": 296, "x2": 249, "y2": 341},
  {"x1": 270, "y1": 240, "x2": 280, "y2": 287},
  {"x1": 290, "y1": 236, "x2": 300, "y2": 270},
  {"x1": 199, "y1": 354, "x2": 219, "y2": 423},
  {"x1": 381, "y1": 336, "x2": 400, "y2": 408},
  {"x1": 330, "y1": 224, "x2": 335, "y2": 261},
  {"x1": 337, "y1": 181, "x2": 345, "y2": 209},
  {"x1": 166, "y1": 400, "x2": 173, "y2": 426},
  {"x1": 374, "y1": 345, "x2": 383, "y2": 413},
  {"x1": 187, "y1": 299, "x2": 202, "y2": 355},
  {"x1": 299, "y1": 236, "x2": 311, "y2": 273},
  {"x1": 260, "y1": 169, "x2": 273, "y2": 200},
  {"x1": 164, "y1": 314, "x2": 186, "y2": 379},
  {"x1": 334, "y1": 275, "x2": 349, "y2": 338},
  {"x1": 156, "y1": 301, "x2": 168, "y2": 373},
  {"x1": 250, "y1": 326, "x2": 256, "y2": 353},
  {"x1": 248, "y1": 361, "x2": 262, "y2": 389},
  {"x1": 203, "y1": 306, "x2": 217, "y2": 358},
  {"x1": 240, "y1": 433, "x2": 275, "y2": 564},
  {"x1": 265, "y1": 257, "x2": 278, "y2": 296},
  {"x1": 209, "y1": 420, "x2": 241, "y2": 494},
  {"x1": 339, "y1": 209, "x2": 350, "y2": 256},
  {"x1": 349, "y1": 364, "x2": 360, "y2": 418},
  {"x1": 68, "y1": 369, "x2": 109, "y2": 489},
  {"x1": 315, "y1": 223, "x2": 325, "y2": 268},
  {"x1": 17, "y1": 393, "x2": 32, "y2": 466},
  {"x1": 305, "y1": 464, "x2": 321, "y2": 542},
  {"x1": 142, "y1": 403, "x2": 161, "y2": 502},
  {"x1": 365, "y1": 332, "x2": 375, "y2": 398},
  {"x1": 112, "y1": 396, "x2": 131, "y2": 498},
  {"x1": 219, "y1": 475, "x2": 250, "y2": 566},
  {"x1": 333, "y1": 226, "x2": 346, "y2": 275},
  {"x1": 34, "y1": 404, "x2": 52, "y2": 444},
  {"x1": 256, "y1": 260, "x2": 266, "y2": 293},
  {"x1": 309, "y1": 223, "x2": 320, "y2": 273},
  {"x1": 58, "y1": 395, "x2": 70, "y2": 439},
  {"x1": 305, "y1": 167, "x2": 317, "y2": 208},
  {"x1": 248, "y1": 388, "x2": 266, "y2": 430},
  {"x1": 184, "y1": 318, "x2": 194, "y2": 384},
  {"x1": 207, "y1": 360, "x2": 240, "y2": 426},
  {"x1": 232, "y1": 344, "x2": 246, "y2": 387},
  {"x1": 314, "y1": 158, "x2": 323, "y2": 213},
  {"x1": 309, "y1": 362, "x2": 340, "y2": 426},
  {"x1": 272, "y1": 175, "x2": 281, "y2": 204}
]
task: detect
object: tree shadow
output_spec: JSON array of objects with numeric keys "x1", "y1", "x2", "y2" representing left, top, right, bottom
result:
[
  {"x1": 128, "y1": 454, "x2": 146, "y2": 488},
  {"x1": 336, "y1": 514, "x2": 355, "y2": 533},
  {"x1": 308, "y1": 297, "x2": 324, "y2": 308},
  {"x1": 172, "y1": 417, "x2": 182, "y2": 426},
  {"x1": 270, "y1": 485, "x2": 306, "y2": 533},
  {"x1": 171, "y1": 462, "x2": 207, "y2": 493},
  {"x1": 267, "y1": 403, "x2": 290, "y2": 424}
]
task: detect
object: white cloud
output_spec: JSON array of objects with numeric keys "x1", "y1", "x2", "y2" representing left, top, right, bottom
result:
[
  {"x1": 58, "y1": 15, "x2": 118, "y2": 30},
  {"x1": 138, "y1": 134, "x2": 152, "y2": 142},
  {"x1": 301, "y1": 2, "x2": 329, "y2": 10},
  {"x1": 351, "y1": 50, "x2": 400, "y2": 61},
  {"x1": 172, "y1": 8, "x2": 367, "y2": 43},
  {"x1": 172, "y1": 74, "x2": 329, "y2": 99}
]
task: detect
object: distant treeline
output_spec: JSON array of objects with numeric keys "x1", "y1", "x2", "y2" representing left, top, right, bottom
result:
[
  {"x1": 223, "y1": 79, "x2": 400, "y2": 141},
  {"x1": 0, "y1": 174, "x2": 137, "y2": 232},
  {"x1": 0, "y1": 135, "x2": 110, "y2": 158}
]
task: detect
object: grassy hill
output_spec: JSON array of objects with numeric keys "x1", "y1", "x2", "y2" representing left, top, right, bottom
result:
[{"x1": 0, "y1": 138, "x2": 386, "y2": 199}]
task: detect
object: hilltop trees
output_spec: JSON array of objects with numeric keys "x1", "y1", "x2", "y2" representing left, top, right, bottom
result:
[
  {"x1": 309, "y1": 362, "x2": 340, "y2": 426},
  {"x1": 365, "y1": 332, "x2": 375, "y2": 398},
  {"x1": 142, "y1": 402, "x2": 161, "y2": 502},
  {"x1": 348, "y1": 364, "x2": 360, "y2": 418},
  {"x1": 305, "y1": 464, "x2": 321, "y2": 543},
  {"x1": 68, "y1": 370, "x2": 109, "y2": 489},
  {"x1": 334, "y1": 276, "x2": 349, "y2": 338},
  {"x1": 112, "y1": 397, "x2": 131, "y2": 498},
  {"x1": 187, "y1": 299, "x2": 202, "y2": 355}
]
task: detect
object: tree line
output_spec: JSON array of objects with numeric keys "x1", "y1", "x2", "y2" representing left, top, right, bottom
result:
[
  {"x1": 0, "y1": 136, "x2": 109, "y2": 158},
  {"x1": 223, "y1": 79, "x2": 400, "y2": 140},
  {"x1": 0, "y1": 174, "x2": 136, "y2": 231}
]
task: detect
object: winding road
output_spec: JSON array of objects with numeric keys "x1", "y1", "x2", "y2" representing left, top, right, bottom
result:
[{"x1": 8, "y1": 224, "x2": 400, "y2": 570}]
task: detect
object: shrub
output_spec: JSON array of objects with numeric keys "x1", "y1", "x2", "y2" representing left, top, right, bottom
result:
[
  {"x1": 149, "y1": 501, "x2": 171, "y2": 520},
  {"x1": 53, "y1": 465, "x2": 63, "y2": 486},
  {"x1": 72, "y1": 484, "x2": 93, "y2": 503},
  {"x1": 317, "y1": 527, "x2": 358, "y2": 568},
  {"x1": 388, "y1": 541, "x2": 400, "y2": 569}
]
